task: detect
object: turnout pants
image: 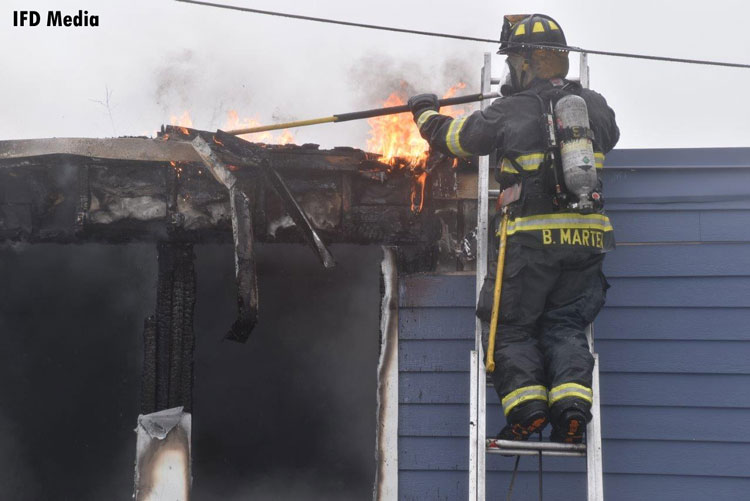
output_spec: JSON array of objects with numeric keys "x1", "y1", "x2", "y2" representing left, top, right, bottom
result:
[{"x1": 478, "y1": 239, "x2": 609, "y2": 425}]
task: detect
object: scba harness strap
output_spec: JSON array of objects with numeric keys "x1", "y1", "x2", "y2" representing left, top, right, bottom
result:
[
  {"x1": 558, "y1": 126, "x2": 595, "y2": 143},
  {"x1": 497, "y1": 86, "x2": 569, "y2": 218}
]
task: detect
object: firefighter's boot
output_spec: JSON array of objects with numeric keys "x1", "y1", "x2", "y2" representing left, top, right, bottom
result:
[
  {"x1": 496, "y1": 400, "x2": 549, "y2": 441},
  {"x1": 550, "y1": 408, "x2": 587, "y2": 444}
]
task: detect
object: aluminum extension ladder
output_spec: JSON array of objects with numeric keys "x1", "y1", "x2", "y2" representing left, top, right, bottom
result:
[{"x1": 468, "y1": 52, "x2": 604, "y2": 501}]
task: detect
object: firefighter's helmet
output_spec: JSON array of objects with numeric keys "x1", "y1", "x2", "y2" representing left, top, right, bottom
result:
[
  {"x1": 499, "y1": 14, "x2": 570, "y2": 92},
  {"x1": 498, "y1": 14, "x2": 567, "y2": 55}
]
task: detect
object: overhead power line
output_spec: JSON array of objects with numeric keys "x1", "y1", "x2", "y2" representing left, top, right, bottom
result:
[{"x1": 175, "y1": 0, "x2": 750, "y2": 70}]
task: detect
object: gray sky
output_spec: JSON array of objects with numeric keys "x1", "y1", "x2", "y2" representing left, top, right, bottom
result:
[{"x1": 2, "y1": 0, "x2": 749, "y2": 149}]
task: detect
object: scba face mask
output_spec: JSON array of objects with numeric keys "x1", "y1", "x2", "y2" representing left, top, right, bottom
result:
[{"x1": 502, "y1": 55, "x2": 532, "y2": 95}]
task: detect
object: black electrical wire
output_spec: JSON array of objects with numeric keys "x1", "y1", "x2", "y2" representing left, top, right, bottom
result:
[
  {"x1": 175, "y1": 0, "x2": 750, "y2": 69},
  {"x1": 175, "y1": 0, "x2": 498, "y2": 43}
]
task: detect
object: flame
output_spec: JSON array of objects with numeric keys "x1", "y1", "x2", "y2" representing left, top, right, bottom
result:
[
  {"x1": 169, "y1": 160, "x2": 184, "y2": 178},
  {"x1": 442, "y1": 81, "x2": 467, "y2": 101},
  {"x1": 366, "y1": 92, "x2": 429, "y2": 169},
  {"x1": 366, "y1": 82, "x2": 471, "y2": 212},
  {"x1": 223, "y1": 110, "x2": 295, "y2": 145},
  {"x1": 166, "y1": 110, "x2": 294, "y2": 144},
  {"x1": 169, "y1": 111, "x2": 193, "y2": 135},
  {"x1": 170, "y1": 111, "x2": 193, "y2": 127},
  {"x1": 278, "y1": 129, "x2": 295, "y2": 145},
  {"x1": 411, "y1": 172, "x2": 428, "y2": 213},
  {"x1": 365, "y1": 82, "x2": 472, "y2": 167}
]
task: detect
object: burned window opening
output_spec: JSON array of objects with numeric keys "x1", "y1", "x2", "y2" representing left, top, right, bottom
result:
[{"x1": 0, "y1": 130, "x2": 483, "y2": 497}]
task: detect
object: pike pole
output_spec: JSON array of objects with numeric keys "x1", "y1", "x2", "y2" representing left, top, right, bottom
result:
[
  {"x1": 485, "y1": 210, "x2": 509, "y2": 373},
  {"x1": 225, "y1": 92, "x2": 500, "y2": 135}
]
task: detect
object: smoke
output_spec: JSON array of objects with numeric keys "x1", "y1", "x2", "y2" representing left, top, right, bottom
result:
[
  {"x1": 0, "y1": 243, "x2": 154, "y2": 499},
  {"x1": 191, "y1": 243, "x2": 380, "y2": 499},
  {"x1": 154, "y1": 49, "x2": 202, "y2": 113},
  {"x1": 212, "y1": 471, "x2": 367, "y2": 501},
  {"x1": 0, "y1": 410, "x2": 40, "y2": 499},
  {"x1": 152, "y1": 49, "x2": 261, "y2": 130},
  {"x1": 348, "y1": 52, "x2": 478, "y2": 104},
  {"x1": 150, "y1": 48, "x2": 478, "y2": 150},
  {"x1": 0, "y1": 242, "x2": 381, "y2": 499},
  {"x1": 153, "y1": 49, "x2": 227, "y2": 129}
]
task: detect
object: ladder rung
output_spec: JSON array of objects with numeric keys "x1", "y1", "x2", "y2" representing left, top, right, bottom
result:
[
  {"x1": 487, "y1": 448, "x2": 586, "y2": 457},
  {"x1": 487, "y1": 438, "x2": 586, "y2": 456},
  {"x1": 488, "y1": 438, "x2": 587, "y2": 452}
]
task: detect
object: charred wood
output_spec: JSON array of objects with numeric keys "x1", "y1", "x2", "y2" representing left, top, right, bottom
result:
[
  {"x1": 0, "y1": 130, "x2": 480, "y2": 271},
  {"x1": 212, "y1": 130, "x2": 335, "y2": 269},
  {"x1": 190, "y1": 136, "x2": 260, "y2": 341},
  {"x1": 141, "y1": 242, "x2": 196, "y2": 414}
]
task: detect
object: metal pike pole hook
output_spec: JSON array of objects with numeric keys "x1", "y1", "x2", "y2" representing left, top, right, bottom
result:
[{"x1": 225, "y1": 92, "x2": 500, "y2": 135}]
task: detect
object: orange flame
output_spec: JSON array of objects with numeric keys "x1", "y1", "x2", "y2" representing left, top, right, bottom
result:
[
  {"x1": 223, "y1": 110, "x2": 295, "y2": 145},
  {"x1": 169, "y1": 160, "x2": 184, "y2": 179},
  {"x1": 411, "y1": 172, "x2": 428, "y2": 213},
  {"x1": 169, "y1": 111, "x2": 193, "y2": 136},
  {"x1": 442, "y1": 81, "x2": 467, "y2": 101},
  {"x1": 167, "y1": 110, "x2": 295, "y2": 144},
  {"x1": 366, "y1": 93, "x2": 429, "y2": 169},
  {"x1": 366, "y1": 82, "x2": 471, "y2": 212},
  {"x1": 366, "y1": 82, "x2": 471, "y2": 167}
]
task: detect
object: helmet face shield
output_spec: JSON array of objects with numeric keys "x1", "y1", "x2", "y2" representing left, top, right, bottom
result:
[
  {"x1": 505, "y1": 54, "x2": 532, "y2": 92},
  {"x1": 504, "y1": 50, "x2": 568, "y2": 93},
  {"x1": 499, "y1": 59, "x2": 514, "y2": 96}
]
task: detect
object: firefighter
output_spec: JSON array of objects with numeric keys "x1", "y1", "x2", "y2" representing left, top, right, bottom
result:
[{"x1": 408, "y1": 13, "x2": 619, "y2": 443}]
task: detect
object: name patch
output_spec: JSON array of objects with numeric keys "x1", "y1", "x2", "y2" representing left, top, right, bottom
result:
[{"x1": 542, "y1": 228, "x2": 605, "y2": 248}]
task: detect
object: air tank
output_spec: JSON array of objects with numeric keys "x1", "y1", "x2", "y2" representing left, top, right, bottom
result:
[{"x1": 554, "y1": 94, "x2": 597, "y2": 211}]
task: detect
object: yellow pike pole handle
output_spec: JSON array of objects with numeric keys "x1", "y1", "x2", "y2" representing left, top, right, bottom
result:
[
  {"x1": 225, "y1": 92, "x2": 500, "y2": 135},
  {"x1": 485, "y1": 211, "x2": 509, "y2": 373},
  {"x1": 227, "y1": 116, "x2": 336, "y2": 135}
]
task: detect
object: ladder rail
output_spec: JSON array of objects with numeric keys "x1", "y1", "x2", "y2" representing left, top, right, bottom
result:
[
  {"x1": 581, "y1": 52, "x2": 605, "y2": 501},
  {"x1": 469, "y1": 349, "x2": 479, "y2": 499},
  {"x1": 587, "y1": 326, "x2": 605, "y2": 501},
  {"x1": 469, "y1": 50, "x2": 493, "y2": 501}
]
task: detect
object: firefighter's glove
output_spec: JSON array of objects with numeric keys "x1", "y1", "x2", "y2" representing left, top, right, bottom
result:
[{"x1": 408, "y1": 94, "x2": 440, "y2": 124}]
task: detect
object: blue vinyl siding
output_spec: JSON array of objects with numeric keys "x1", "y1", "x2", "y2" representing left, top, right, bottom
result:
[{"x1": 397, "y1": 148, "x2": 750, "y2": 501}]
